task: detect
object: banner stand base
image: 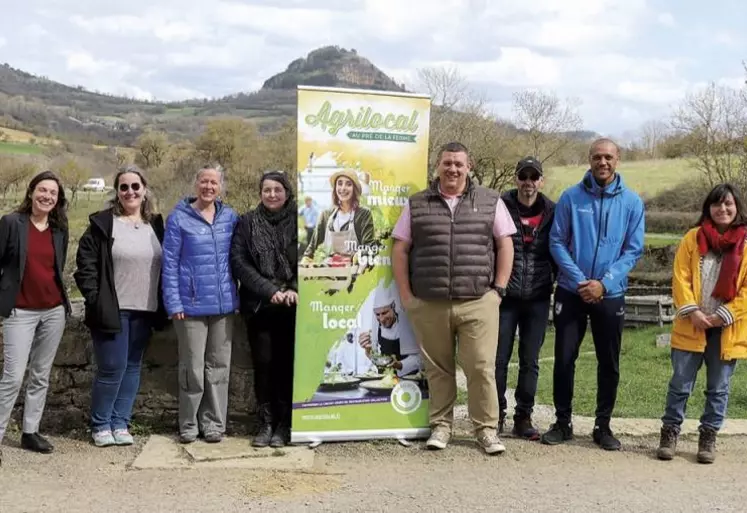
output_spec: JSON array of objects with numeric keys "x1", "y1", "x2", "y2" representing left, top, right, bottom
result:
[{"x1": 292, "y1": 428, "x2": 430, "y2": 445}]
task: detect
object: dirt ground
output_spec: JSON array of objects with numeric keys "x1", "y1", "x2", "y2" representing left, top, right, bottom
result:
[{"x1": 0, "y1": 431, "x2": 744, "y2": 513}]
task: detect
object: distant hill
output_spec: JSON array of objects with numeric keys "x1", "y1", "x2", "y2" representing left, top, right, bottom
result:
[
  {"x1": 262, "y1": 46, "x2": 405, "y2": 92},
  {"x1": 0, "y1": 46, "x2": 407, "y2": 146}
]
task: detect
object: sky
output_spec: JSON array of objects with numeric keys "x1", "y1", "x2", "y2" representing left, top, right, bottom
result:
[{"x1": 0, "y1": 0, "x2": 745, "y2": 137}]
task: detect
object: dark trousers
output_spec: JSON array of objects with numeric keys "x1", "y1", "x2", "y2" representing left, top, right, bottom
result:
[
  {"x1": 552, "y1": 287, "x2": 624, "y2": 426},
  {"x1": 495, "y1": 297, "x2": 550, "y2": 418},
  {"x1": 245, "y1": 305, "x2": 296, "y2": 416}
]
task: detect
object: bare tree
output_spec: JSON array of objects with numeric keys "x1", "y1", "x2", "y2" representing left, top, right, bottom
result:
[
  {"x1": 671, "y1": 82, "x2": 747, "y2": 187},
  {"x1": 512, "y1": 90, "x2": 583, "y2": 163},
  {"x1": 134, "y1": 131, "x2": 169, "y2": 170},
  {"x1": 54, "y1": 157, "x2": 91, "y2": 204},
  {"x1": 0, "y1": 155, "x2": 35, "y2": 200},
  {"x1": 638, "y1": 119, "x2": 669, "y2": 159},
  {"x1": 416, "y1": 66, "x2": 472, "y2": 111}
]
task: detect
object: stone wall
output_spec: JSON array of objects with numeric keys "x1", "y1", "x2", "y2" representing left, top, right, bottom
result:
[{"x1": 0, "y1": 299, "x2": 256, "y2": 434}]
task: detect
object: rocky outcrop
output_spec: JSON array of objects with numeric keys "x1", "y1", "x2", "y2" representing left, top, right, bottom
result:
[
  {"x1": 0, "y1": 299, "x2": 256, "y2": 434},
  {"x1": 262, "y1": 46, "x2": 405, "y2": 92}
]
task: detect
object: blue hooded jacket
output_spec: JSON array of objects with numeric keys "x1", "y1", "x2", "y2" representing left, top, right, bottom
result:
[
  {"x1": 161, "y1": 198, "x2": 240, "y2": 317},
  {"x1": 549, "y1": 170, "x2": 645, "y2": 298}
]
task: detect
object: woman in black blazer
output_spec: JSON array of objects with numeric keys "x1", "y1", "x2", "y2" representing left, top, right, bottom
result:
[{"x1": 0, "y1": 171, "x2": 70, "y2": 463}]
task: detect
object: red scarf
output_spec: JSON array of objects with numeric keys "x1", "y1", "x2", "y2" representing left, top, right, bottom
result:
[{"x1": 696, "y1": 219, "x2": 746, "y2": 302}]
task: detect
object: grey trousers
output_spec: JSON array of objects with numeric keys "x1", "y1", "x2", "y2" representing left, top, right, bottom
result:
[
  {"x1": 174, "y1": 315, "x2": 234, "y2": 436},
  {"x1": 0, "y1": 306, "x2": 66, "y2": 443}
]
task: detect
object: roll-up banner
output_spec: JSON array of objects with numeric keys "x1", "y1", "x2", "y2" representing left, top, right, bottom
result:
[{"x1": 293, "y1": 85, "x2": 432, "y2": 443}]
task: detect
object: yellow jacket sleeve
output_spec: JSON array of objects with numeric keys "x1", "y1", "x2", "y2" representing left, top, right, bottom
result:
[{"x1": 673, "y1": 230, "x2": 699, "y2": 317}]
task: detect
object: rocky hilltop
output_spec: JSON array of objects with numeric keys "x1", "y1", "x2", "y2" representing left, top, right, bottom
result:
[{"x1": 262, "y1": 46, "x2": 405, "y2": 92}]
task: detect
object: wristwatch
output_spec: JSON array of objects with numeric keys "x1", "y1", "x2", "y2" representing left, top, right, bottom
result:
[{"x1": 493, "y1": 284, "x2": 507, "y2": 298}]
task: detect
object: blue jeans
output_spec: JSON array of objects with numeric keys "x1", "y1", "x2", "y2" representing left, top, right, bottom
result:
[
  {"x1": 495, "y1": 297, "x2": 550, "y2": 418},
  {"x1": 662, "y1": 328, "x2": 737, "y2": 432},
  {"x1": 90, "y1": 311, "x2": 153, "y2": 433}
]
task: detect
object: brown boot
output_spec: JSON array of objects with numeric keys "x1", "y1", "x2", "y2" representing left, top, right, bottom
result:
[
  {"x1": 656, "y1": 424, "x2": 678, "y2": 460},
  {"x1": 697, "y1": 426, "x2": 717, "y2": 464}
]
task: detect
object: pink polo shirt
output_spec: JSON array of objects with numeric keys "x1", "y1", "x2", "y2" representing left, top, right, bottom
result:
[{"x1": 392, "y1": 188, "x2": 517, "y2": 242}]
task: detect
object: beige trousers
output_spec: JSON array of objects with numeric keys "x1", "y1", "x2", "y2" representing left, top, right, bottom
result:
[{"x1": 406, "y1": 290, "x2": 500, "y2": 433}]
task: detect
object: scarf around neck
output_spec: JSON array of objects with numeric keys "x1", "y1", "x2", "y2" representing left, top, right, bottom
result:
[
  {"x1": 696, "y1": 219, "x2": 746, "y2": 302},
  {"x1": 248, "y1": 201, "x2": 296, "y2": 284}
]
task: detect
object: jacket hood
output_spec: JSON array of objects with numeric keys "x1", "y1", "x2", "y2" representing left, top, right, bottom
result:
[
  {"x1": 89, "y1": 209, "x2": 115, "y2": 237},
  {"x1": 581, "y1": 170, "x2": 626, "y2": 197}
]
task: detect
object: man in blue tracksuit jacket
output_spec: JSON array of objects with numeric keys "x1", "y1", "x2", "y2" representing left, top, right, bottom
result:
[{"x1": 541, "y1": 138, "x2": 645, "y2": 451}]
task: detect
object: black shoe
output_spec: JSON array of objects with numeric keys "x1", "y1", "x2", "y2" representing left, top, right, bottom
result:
[
  {"x1": 540, "y1": 422, "x2": 573, "y2": 445},
  {"x1": 593, "y1": 425, "x2": 621, "y2": 451},
  {"x1": 656, "y1": 424, "x2": 679, "y2": 461},
  {"x1": 269, "y1": 402, "x2": 291, "y2": 448},
  {"x1": 269, "y1": 424, "x2": 290, "y2": 448},
  {"x1": 697, "y1": 426, "x2": 717, "y2": 464},
  {"x1": 512, "y1": 414, "x2": 540, "y2": 441},
  {"x1": 252, "y1": 403, "x2": 273, "y2": 448},
  {"x1": 21, "y1": 433, "x2": 54, "y2": 454}
]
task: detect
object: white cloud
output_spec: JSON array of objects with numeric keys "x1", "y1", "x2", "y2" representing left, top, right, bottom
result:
[{"x1": 656, "y1": 12, "x2": 676, "y2": 27}]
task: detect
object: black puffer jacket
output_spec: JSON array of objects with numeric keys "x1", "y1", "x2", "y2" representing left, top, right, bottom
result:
[{"x1": 501, "y1": 190, "x2": 556, "y2": 300}]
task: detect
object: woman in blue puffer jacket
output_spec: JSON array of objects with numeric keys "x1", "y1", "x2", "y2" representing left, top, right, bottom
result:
[{"x1": 161, "y1": 165, "x2": 239, "y2": 444}]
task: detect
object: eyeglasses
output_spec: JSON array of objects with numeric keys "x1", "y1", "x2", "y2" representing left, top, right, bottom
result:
[
  {"x1": 119, "y1": 182, "x2": 142, "y2": 192},
  {"x1": 263, "y1": 170, "x2": 286, "y2": 176},
  {"x1": 517, "y1": 171, "x2": 541, "y2": 182}
]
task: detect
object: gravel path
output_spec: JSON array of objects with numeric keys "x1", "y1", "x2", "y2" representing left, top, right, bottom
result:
[{"x1": 1, "y1": 432, "x2": 745, "y2": 512}]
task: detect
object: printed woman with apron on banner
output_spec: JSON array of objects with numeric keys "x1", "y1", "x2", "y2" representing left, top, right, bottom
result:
[{"x1": 303, "y1": 169, "x2": 375, "y2": 262}]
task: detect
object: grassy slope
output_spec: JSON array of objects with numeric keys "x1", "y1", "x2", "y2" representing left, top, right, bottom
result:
[
  {"x1": 543, "y1": 158, "x2": 697, "y2": 202},
  {"x1": 0, "y1": 141, "x2": 44, "y2": 155}
]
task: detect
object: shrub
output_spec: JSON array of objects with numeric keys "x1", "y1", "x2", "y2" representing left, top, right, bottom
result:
[
  {"x1": 645, "y1": 211, "x2": 698, "y2": 233},
  {"x1": 645, "y1": 179, "x2": 709, "y2": 212}
]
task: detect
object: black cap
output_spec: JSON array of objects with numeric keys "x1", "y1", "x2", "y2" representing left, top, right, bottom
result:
[{"x1": 515, "y1": 157, "x2": 543, "y2": 176}]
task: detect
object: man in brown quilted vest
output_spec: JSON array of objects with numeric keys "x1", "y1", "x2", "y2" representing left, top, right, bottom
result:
[{"x1": 391, "y1": 141, "x2": 516, "y2": 454}]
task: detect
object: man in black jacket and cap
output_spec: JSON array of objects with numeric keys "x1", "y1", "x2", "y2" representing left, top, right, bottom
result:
[{"x1": 495, "y1": 156, "x2": 556, "y2": 440}]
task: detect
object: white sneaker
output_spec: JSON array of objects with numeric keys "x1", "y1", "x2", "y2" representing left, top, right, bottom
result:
[
  {"x1": 113, "y1": 429, "x2": 134, "y2": 446},
  {"x1": 476, "y1": 429, "x2": 506, "y2": 455},
  {"x1": 426, "y1": 426, "x2": 451, "y2": 450},
  {"x1": 92, "y1": 430, "x2": 116, "y2": 447}
]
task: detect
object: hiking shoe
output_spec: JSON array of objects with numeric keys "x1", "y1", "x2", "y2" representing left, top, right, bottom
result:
[
  {"x1": 512, "y1": 415, "x2": 540, "y2": 441},
  {"x1": 204, "y1": 431, "x2": 223, "y2": 444},
  {"x1": 113, "y1": 429, "x2": 134, "y2": 446},
  {"x1": 697, "y1": 426, "x2": 717, "y2": 464},
  {"x1": 593, "y1": 425, "x2": 621, "y2": 451},
  {"x1": 179, "y1": 432, "x2": 197, "y2": 444},
  {"x1": 21, "y1": 432, "x2": 54, "y2": 454},
  {"x1": 540, "y1": 422, "x2": 573, "y2": 445},
  {"x1": 656, "y1": 424, "x2": 678, "y2": 461},
  {"x1": 476, "y1": 429, "x2": 506, "y2": 455},
  {"x1": 426, "y1": 426, "x2": 451, "y2": 450},
  {"x1": 92, "y1": 430, "x2": 116, "y2": 448}
]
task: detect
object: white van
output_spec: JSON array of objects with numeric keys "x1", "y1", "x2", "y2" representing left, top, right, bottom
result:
[{"x1": 82, "y1": 178, "x2": 106, "y2": 192}]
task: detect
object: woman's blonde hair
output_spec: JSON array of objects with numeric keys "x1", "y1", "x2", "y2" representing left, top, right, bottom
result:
[{"x1": 108, "y1": 164, "x2": 158, "y2": 222}]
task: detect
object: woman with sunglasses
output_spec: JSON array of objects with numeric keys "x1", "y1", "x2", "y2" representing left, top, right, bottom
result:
[{"x1": 74, "y1": 165, "x2": 167, "y2": 447}]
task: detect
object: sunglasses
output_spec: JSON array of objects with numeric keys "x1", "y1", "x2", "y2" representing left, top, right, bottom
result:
[
  {"x1": 517, "y1": 171, "x2": 541, "y2": 182},
  {"x1": 119, "y1": 182, "x2": 142, "y2": 192}
]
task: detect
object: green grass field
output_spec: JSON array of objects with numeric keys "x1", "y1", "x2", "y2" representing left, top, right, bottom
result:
[
  {"x1": 506, "y1": 326, "x2": 747, "y2": 419},
  {"x1": 544, "y1": 158, "x2": 697, "y2": 201},
  {"x1": 0, "y1": 141, "x2": 44, "y2": 155},
  {"x1": 644, "y1": 233, "x2": 682, "y2": 248}
]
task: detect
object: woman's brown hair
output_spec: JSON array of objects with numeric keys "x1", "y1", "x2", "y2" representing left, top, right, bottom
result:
[
  {"x1": 108, "y1": 164, "x2": 158, "y2": 223},
  {"x1": 16, "y1": 170, "x2": 68, "y2": 231}
]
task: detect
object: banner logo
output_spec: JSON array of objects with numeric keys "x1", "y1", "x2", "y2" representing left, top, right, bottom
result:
[{"x1": 391, "y1": 381, "x2": 422, "y2": 415}]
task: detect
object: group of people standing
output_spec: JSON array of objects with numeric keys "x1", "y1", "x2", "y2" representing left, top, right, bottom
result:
[
  {"x1": 0, "y1": 164, "x2": 299, "y2": 465},
  {"x1": 392, "y1": 139, "x2": 747, "y2": 464},
  {"x1": 1, "y1": 137, "x2": 745, "y2": 466}
]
